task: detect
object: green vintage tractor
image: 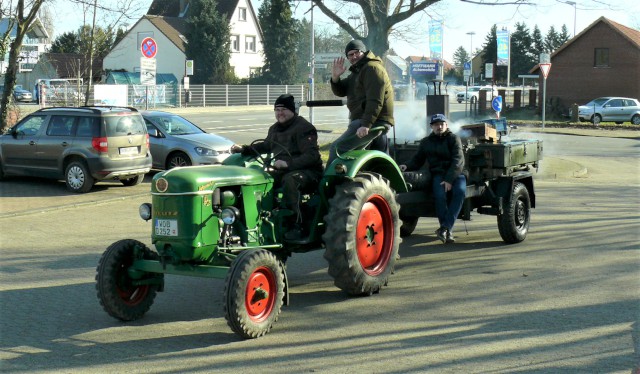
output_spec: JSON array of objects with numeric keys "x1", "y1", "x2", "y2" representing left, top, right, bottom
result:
[
  {"x1": 95, "y1": 102, "x2": 542, "y2": 339},
  {"x1": 96, "y1": 103, "x2": 405, "y2": 338}
]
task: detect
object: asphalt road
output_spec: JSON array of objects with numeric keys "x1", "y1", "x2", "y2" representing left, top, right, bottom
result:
[{"x1": 0, "y1": 111, "x2": 638, "y2": 372}]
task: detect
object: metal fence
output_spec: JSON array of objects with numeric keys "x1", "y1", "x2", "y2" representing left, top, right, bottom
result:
[{"x1": 37, "y1": 84, "x2": 306, "y2": 109}]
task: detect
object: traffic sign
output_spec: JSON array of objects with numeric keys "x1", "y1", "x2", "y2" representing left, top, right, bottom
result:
[
  {"x1": 141, "y1": 37, "x2": 158, "y2": 58},
  {"x1": 492, "y1": 96, "x2": 503, "y2": 113},
  {"x1": 140, "y1": 57, "x2": 156, "y2": 85},
  {"x1": 540, "y1": 63, "x2": 552, "y2": 79},
  {"x1": 315, "y1": 52, "x2": 342, "y2": 63}
]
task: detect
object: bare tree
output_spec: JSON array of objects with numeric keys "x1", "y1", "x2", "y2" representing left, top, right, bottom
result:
[
  {"x1": 1, "y1": 0, "x2": 46, "y2": 130},
  {"x1": 311, "y1": 0, "x2": 557, "y2": 57}
]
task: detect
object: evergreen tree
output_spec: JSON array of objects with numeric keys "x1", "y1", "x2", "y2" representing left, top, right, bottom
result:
[
  {"x1": 185, "y1": 0, "x2": 235, "y2": 84},
  {"x1": 49, "y1": 26, "x2": 114, "y2": 58},
  {"x1": 452, "y1": 46, "x2": 469, "y2": 70},
  {"x1": 50, "y1": 32, "x2": 82, "y2": 54},
  {"x1": 510, "y1": 22, "x2": 536, "y2": 77},
  {"x1": 258, "y1": 0, "x2": 299, "y2": 84},
  {"x1": 543, "y1": 25, "x2": 560, "y2": 52},
  {"x1": 531, "y1": 25, "x2": 545, "y2": 61},
  {"x1": 558, "y1": 24, "x2": 571, "y2": 44}
]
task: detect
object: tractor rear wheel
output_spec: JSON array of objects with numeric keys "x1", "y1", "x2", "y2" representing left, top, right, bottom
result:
[
  {"x1": 323, "y1": 173, "x2": 400, "y2": 296},
  {"x1": 497, "y1": 182, "x2": 531, "y2": 243},
  {"x1": 224, "y1": 249, "x2": 285, "y2": 339},
  {"x1": 96, "y1": 239, "x2": 161, "y2": 321}
]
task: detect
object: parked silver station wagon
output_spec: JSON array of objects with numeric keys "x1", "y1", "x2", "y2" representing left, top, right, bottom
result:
[
  {"x1": 0, "y1": 106, "x2": 152, "y2": 193},
  {"x1": 577, "y1": 97, "x2": 640, "y2": 125},
  {"x1": 142, "y1": 110, "x2": 234, "y2": 170}
]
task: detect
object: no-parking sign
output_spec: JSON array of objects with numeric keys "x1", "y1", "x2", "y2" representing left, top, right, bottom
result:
[{"x1": 141, "y1": 37, "x2": 158, "y2": 58}]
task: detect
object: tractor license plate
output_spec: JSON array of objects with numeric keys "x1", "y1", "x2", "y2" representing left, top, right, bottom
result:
[{"x1": 155, "y1": 219, "x2": 178, "y2": 236}]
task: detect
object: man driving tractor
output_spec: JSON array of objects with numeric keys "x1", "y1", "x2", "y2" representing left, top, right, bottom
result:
[{"x1": 231, "y1": 94, "x2": 323, "y2": 240}]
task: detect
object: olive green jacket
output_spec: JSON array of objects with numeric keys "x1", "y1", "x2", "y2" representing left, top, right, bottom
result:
[{"x1": 330, "y1": 51, "x2": 395, "y2": 128}]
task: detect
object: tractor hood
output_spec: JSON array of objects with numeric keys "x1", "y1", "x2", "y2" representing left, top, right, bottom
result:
[{"x1": 151, "y1": 165, "x2": 272, "y2": 194}]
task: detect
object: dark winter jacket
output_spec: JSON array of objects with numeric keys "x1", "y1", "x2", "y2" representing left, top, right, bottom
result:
[
  {"x1": 243, "y1": 114, "x2": 323, "y2": 176},
  {"x1": 404, "y1": 129, "x2": 465, "y2": 184},
  {"x1": 330, "y1": 51, "x2": 395, "y2": 128}
]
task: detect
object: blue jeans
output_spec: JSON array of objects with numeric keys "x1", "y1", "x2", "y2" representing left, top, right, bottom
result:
[
  {"x1": 327, "y1": 119, "x2": 389, "y2": 166},
  {"x1": 432, "y1": 174, "x2": 466, "y2": 232}
]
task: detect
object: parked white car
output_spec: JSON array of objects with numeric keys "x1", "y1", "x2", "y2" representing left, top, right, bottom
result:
[
  {"x1": 456, "y1": 86, "x2": 498, "y2": 103},
  {"x1": 576, "y1": 97, "x2": 640, "y2": 125}
]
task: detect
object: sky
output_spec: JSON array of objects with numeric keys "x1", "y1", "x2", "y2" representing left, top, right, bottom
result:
[{"x1": 48, "y1": 0, "x2": 640, "y2": 63}]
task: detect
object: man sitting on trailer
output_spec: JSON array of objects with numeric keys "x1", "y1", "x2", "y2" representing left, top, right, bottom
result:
[
  {"x1": 399, "y1": 114, "x2": 466, "y2": 244},
  {"x1": 231, "y1": 94, "x2": 323, "y2": 240}
]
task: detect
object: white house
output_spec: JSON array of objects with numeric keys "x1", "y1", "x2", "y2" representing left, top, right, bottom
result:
[
  {"x1": 0, "y1": 17, "x2": 50, "y2": 86},
  {"x1": 102, "y1": 0, "x2": 264, "y2": 81}
]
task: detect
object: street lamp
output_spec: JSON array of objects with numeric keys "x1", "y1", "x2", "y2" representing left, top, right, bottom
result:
[
  {"x1": 466, "y1": 31, "x2": 475, "y2": 86},
  {"x1": 564, "y1": 1, "x2": 577, "y2": 37}
]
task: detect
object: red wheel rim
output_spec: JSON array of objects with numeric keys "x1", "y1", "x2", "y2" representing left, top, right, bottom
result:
[
  {"x1": 245, "y1": 266, "x2": 276, "y2": 322},
  {"x1": 116, "y1": 263, "x2": 150, "y2": 305},
  {"x1": 355, "y1": 194, "x2": 394, "y2": 276}
]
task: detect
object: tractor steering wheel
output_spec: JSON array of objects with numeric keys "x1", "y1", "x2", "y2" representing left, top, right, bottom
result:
[{"x1": 247, "y1": 139, "x2": 292, "y2": 169}]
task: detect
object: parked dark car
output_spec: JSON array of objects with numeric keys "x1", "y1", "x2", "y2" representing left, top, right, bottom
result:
[
  {"x1": 0, "y1": 106, "x2": 151, "y2": 192},
  {"x1": 13, "y1": 85, "x2": 33, "y2": 102},
  {"x1": 142, "y1": 110, "x2": 234, "y2": 169}
]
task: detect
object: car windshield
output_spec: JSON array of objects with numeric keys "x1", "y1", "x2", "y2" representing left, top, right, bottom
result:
[
  {"x1": 150, "y1": 115, "x2": 204, "y2": 135},
  {"x1": 584, "y1": 98, "x2": 609, "y2": 107}
]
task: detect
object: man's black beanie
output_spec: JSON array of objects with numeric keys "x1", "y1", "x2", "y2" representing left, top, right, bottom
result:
[
  {"x1": 274, "y1": 94, "x2": 296, "y2": 113},
  {"x1": 345, "y1": 40, "x2": 367, "y2": 56}
]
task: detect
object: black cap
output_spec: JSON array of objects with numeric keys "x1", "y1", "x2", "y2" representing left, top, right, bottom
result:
[
  {"x1": 345, "y1": 40, "x2": 367, "y2": 56},
  {"x1": 274, "y1": 94, "x2": 296, "y2": 113}
]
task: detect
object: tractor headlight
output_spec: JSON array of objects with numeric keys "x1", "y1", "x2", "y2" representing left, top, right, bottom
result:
[
  {"x1": 139, "y1": 203, "x2": 152, "y2": 221},
  {"x1": 221, "y1": 207, "x2": 240, "y2": 225}
]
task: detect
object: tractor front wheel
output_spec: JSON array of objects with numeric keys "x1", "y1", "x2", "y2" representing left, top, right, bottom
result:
[
  {"x1": 224, "y1": 249, "x2": 285, "y2": 339},
  {"x1": 323, "y1": 173, "x2": 400, "y2": 296},
  {"x1": 96, "y1": 239, "x2": 162, "y2": 321}
]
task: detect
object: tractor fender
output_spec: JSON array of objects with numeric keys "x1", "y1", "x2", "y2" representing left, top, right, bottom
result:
[{"x1": 323, "y1": 150, "x2": 408, "y2": 193}]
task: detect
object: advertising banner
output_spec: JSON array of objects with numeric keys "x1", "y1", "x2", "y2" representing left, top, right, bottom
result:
[
  {"x1": 429, "y1": 20, "x2": 443, "y2": 59},
  {"x1": 410, "y1": 62, "x2": 438, "y2": 75},
  {"x1": 497, "y1": 29, "x2": 510, "y2": 66}
]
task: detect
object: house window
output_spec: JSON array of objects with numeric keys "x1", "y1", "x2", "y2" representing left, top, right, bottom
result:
[
  {"x1": 231, "y1": 35, "x2": 240, "y2": 52},
  {"x1": 238, "y1": 8, "x2": 247, "y2": 21},
  {"x1": 245, "y1": 36, "x2": 256, "y2": 53},
  {"x1": 250, "y1": 67, "x2": 262, "y2": 77},
  {"x1": 594, "y1": 48, "x2": 609, "y2": 67}
]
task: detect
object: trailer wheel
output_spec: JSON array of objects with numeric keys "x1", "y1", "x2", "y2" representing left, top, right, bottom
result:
[
  {"x1": 323, "y1": 173, "x2": 400, "y2": 296},
  {"x1": 96, "y1": 239, "x2": 161, "y2": 321},
  {"x1": 498, "y1": 182, "x2": 531, "y2": 243},
  {"x1": 224, "y1": 249, "x2": 285, "y2": 339},
  {"x1": 400, "y1": 216, "x2": 419, "y2": 237}
]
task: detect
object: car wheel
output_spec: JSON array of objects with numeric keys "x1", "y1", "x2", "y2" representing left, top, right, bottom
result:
[
  {"x1": 591, "y1": 114, "x2": 602, "y2": 125},
  {"x1": 167, "y1": 151, "x2": 191, "y2": 169},
  {"x1": 65, "y1": 160, "x2": 94, "y2": 193},
  {"x1": 631, "y1": 114, "x2": 640, "y2": 125}
]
